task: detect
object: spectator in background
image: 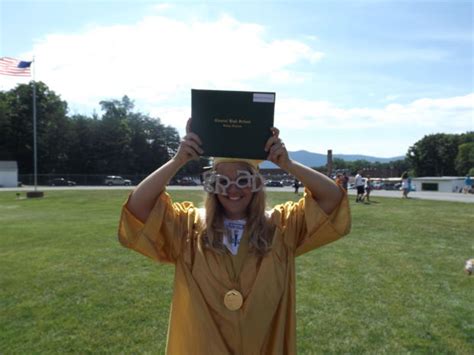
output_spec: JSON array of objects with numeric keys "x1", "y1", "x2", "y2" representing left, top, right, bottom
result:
[
  {"x1": 335, "y1": 173, "x2": 343, "y2": 187},
  {"x1": 342, "y1": 172, "x2": 349, "y2": 191},
  {"x1": 362, "y1": 176, "x2": 372, "y2": 203},
  {"x1": 293, "y1": 178, "x2": 300, "y2": 194},
  {"x1": 463, "y1": 175, "x2": 472, "y2": 194},
  {"x1": 355, "y1": 170, "x2": 365, "y2": 203},
  {"x1": 401, "y1": 171, "x2": 410, "y2": 198}
]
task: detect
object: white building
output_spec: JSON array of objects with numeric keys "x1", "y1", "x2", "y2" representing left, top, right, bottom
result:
[
  {"x1": 0, "y1": 161, "x2": 18, "y2": 187},
  {"x1": 411, "y1": 177, "x2": 465, "y2": 193}
]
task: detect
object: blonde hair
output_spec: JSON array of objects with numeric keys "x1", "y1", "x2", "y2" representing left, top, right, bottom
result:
[{"x1": 201, "y1": 163, "x2": 274, "y2": 256}]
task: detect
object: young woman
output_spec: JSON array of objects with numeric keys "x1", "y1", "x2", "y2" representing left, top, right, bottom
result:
[{"x1": 118, "y1": 119, "x2": 351, "y2": 354}]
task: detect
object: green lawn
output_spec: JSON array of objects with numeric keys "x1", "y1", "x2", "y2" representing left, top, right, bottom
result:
[{"x1": 1, "y1": 190, "x2": 472, "y2": 354}]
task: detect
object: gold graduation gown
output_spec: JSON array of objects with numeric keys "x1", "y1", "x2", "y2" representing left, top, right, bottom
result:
[{"x1": 118, "y1": 189, "x2": 351, "y2": 354}]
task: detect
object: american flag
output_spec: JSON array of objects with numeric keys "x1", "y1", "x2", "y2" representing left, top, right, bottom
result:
[{"x1": 0, "y1": 57, "x2": 32, "y2": 77}]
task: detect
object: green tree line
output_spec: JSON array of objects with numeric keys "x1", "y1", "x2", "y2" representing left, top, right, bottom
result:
[
  {"x1": 1, "y1": 82, "x2": 472, "y2": 177},
  {"x1": 0, "y1": 82, "x2": 208, "y2": 177},
  {"x1": 321, "y1": 130, "x2": 474, "y2": 177},
  {"x1": 407, "y1": 132, "x2": 474, "y2": 177}
]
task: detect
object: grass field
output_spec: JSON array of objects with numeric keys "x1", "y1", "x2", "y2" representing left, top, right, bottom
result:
[{"x1": 1, "y1": 189, "x2": 473, "y2": 354}]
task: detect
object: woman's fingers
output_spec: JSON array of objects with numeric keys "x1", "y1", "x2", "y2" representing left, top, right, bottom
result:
[
  {"x1": 265, "y1": 136, "x2": 281, "y2": 152},
  {"x1": 181, "y1": 143, "x2": 200, "y2": 160},
  {"x1": 181, "y1": 137, "x2": 203, "y2": 155},
  {"x1": 185, "y1": 118, "x2": 192, "y2": 134},
  {"x1": 265, "y1": 127, "x2": 282, "y2": 151},
  {"x1": 174, "y1": 118, "x2": 202, "y2": 164},
  {"x1": 184, "y1": 118, "x2": 203, "y2": 147},
  {"x1": 268, "y1": 144, "x2": 285, "y2": 162},
  {"x1": 266, "y1": 127, "x2": 290, "y2": 167},
  {"x1": 184, "y1": 132, "x2": 203, "y2": 146},
  {"x1": 269, "y1": 141, "x2": 284, "y2": 154}
]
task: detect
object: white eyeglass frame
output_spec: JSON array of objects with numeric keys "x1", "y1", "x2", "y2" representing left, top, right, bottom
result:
[{"x1": 202, "y1": 170, "x2": 264, "y2": 195}]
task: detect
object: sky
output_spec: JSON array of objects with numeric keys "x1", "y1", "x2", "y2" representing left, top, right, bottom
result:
[{"x1": 1, "y1": 0, "x2": 473, "y2": 158}]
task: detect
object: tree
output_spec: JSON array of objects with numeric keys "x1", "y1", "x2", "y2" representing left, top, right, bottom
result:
[
  {"x1": 0, "y1": 85, "x2": 212, "y2": 177},
  {"x1": 96, "y1": 96, "x2": 134, "y2": 174},
  {"x1": 349, "y1": 159, "x2": 372, "y2": 175},
  {"x1": 407, "y1": 133, "x2": 459, "y2": 176},
  {"x1": 455, "y1": 142, "x2": 474, "y2": 175},
  {"x1": 67, "y1": 114, "x2": 102, "y2": 174},
  {"x1": 96, "y1": 96, "x2": 183, "y2": 174},
  {"x1": 332, "y1": 158, "x2": 348, "y2": 171},
  {"x1": 0, "y1": 91, "x2": 13, "y2": 160},
  {"x1": 0, "y1": 81, "x2": 69, "y2": 174}
]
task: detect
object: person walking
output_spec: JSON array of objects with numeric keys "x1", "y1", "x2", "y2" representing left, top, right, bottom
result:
[
  {"x1": 401, "y1": 171, "x2": 410, "y2": 198},
  {"x1": 463, "y1": 175, "x2": 472, "y2": 194},
  {"x1": 355, "y1": 170, "x2": 365, "y2": 202},
  {"x1": 362, "y1": 176, "x2": 372, "y2": 202},
  {"x1": 335, "y1": 173, "x2": 343, "y2": 188},
  {"x1": 117, "y1": 118, "x2": 351, "y2": 354},
  {"x1": 293, "y1": 177, "x2": 300, "y2": 194},
  {"x1": 342, "y1": 172, "x2": 349, "y2": 191}
]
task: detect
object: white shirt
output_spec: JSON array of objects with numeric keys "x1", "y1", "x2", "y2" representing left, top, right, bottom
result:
[
  {"x1": 355, "y1": 174, "x2": 364, "y2": 187},
  {"x1": 402, "y1": 179, "x2": 409, "y2": 189},
  {"x1": 223, "y1": 218, "x2": 246, "y2": 255}
]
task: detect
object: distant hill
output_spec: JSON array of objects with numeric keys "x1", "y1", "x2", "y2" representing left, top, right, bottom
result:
[{"x1": 260, "y1": 150, "x2": 404, "y2": 169}]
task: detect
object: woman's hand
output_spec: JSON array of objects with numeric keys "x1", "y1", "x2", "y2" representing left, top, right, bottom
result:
[
  {"x1": 265, "y1": 127, "x2": 291, "y2": 170},
  {"x1": 264, "y1": 126, "x2": 343, "y2": 215},
  {"x1": 174, "y1": 118, "x2": 203, "y2": 166}
]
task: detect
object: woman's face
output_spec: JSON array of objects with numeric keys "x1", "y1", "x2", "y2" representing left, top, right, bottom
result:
[{"x1": 215, "y1": 162, "x2": 254, "y2": 220}]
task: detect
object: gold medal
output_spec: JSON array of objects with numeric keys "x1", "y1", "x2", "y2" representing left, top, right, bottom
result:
[{"x1": 224, "y1": 289, "x2": 243, "y2": 311}]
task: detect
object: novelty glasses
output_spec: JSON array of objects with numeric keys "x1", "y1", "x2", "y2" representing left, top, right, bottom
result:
[{"x1": 202, "y1": 170, "x2": 264, "y2": 195}]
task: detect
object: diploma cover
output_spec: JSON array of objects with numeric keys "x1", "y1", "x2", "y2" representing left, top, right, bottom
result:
[{"x1": 191, "y1": 89, "x2": 275, "y2": 159}]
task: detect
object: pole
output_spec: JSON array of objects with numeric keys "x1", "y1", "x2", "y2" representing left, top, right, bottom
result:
[
  {"x1": 327, "y1": 149, "x2": 333, "y2": 177},
  {"x1": 32, "y1": 57, "x2": 37, "y2": 191}
]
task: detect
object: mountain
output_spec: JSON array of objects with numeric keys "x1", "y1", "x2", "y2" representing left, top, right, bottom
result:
[
  {"x1": 333, "y1": 153, "x2": 405, "y2": 163},
  {"x1": 259, "y1": 150, "x2": 404, "y2": 169}
]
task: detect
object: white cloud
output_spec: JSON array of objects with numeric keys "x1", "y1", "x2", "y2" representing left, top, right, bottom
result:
[
  {"x1": 151, "y1": 3, "x2": 173, "y2": 12},
  {"x1": 5, "y1": 10, "x2": 471, "y2": 157},
  {"x1": 383, "y1": 94, "x2": 400, "y2": 102},
  {"x1": 152, "y1": 92, "x2": 472, "y2": 157},
  {"x1": 148, "y1": 105, "x2": 190, "y2": 131},
  {"x1": 20, "y1": 13, "x2": 322, "y2": 112},
  {"x1": 276, "y1": 93, "x2": 474, "y2": 132}
]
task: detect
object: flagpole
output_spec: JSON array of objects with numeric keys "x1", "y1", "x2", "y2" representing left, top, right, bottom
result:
[{"x1": 32, "y1": 56, "x2": 38, "y2": 191}]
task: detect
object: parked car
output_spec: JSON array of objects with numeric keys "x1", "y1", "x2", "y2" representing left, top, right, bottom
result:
[
  {"x1": 104, "y1": 176, "x2": 131, "y2": 186},
  {"x1": 281, "y1": 179, "x2": 294, "y2": 186},
  {"x1": 178, "y1": 177, "x2": 199, "y2": 186},
  {"x1": 371, "y1": 181, "x2": 384, "y2": 190},
  {"x1": 265, "y1": 180, "x2": 284, "y2": 187},
  {"x1": 49, "y1": 178, "x2": 76, "y2": 186}
]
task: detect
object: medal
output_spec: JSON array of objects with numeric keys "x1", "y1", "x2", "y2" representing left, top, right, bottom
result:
[{"x1": 224, "y1": 289, "x2": 243, "y2": 311}]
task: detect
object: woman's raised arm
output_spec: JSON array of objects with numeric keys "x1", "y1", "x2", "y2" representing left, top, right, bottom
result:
[
  {"x1": 265, "y1": 127, "x2": 343, "y2": 215},
  {"x1": 127, "y1": 118, "x2": 203, "y2": 222}
]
